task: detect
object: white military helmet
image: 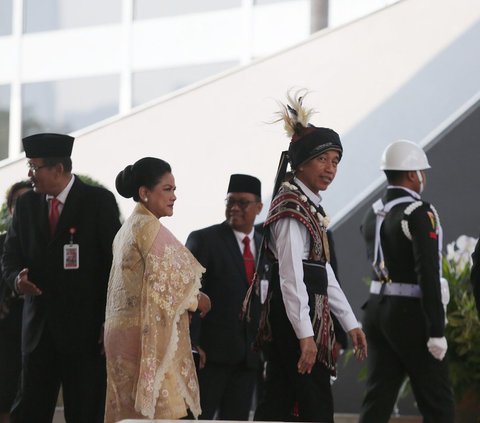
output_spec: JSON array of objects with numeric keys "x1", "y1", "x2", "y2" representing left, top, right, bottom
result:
[{"x1": 380, "y1": 139, "x2": 431, "y2": 171}]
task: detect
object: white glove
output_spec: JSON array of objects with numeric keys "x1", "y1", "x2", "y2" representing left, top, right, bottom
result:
[{"x1": 427, "y1": 337, "x2": 448, "y2": 361}]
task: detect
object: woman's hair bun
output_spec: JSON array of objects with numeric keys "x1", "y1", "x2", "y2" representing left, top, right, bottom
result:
[
  {"x1": 115, "y1": 157, "x2": 172, "y2": 201},
  {"x1": 115, "y1": 165, "x2": 136, "y2": 198}
]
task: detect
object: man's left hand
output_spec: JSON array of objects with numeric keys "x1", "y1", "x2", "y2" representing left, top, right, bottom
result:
[
  {"x1": 348, "y1": 327, "x2": 368, "y2": 361},
  {"x1": 427, "y1": 337, "x2": 447, "y2": 360},
  {"x1": 197, "y1": 292, "x2": 211, "y2": 318}
]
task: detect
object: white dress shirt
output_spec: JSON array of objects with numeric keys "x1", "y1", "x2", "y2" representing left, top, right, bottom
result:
[
  {"x1": 232, "y1": 227, "x2": 256, "y2": 258},
  {"x1": 46, "y1": 174, "x2": 75, "y2": 214},
  {"x1": 269, "y1": 178, "x2": 359, "y2": 339}
]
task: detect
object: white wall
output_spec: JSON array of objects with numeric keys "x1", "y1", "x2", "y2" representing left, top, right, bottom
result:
[
  {"x1": 0, "y1": 1, "x2": 311, "y2": 85},
  {"x1": 1, "y1": 0, "x2": 479, "y2": 243}
]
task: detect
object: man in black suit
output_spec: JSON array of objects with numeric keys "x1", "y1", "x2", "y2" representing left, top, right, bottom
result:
[
  {"x1": 186, "y1": 174, "x2": 263, "y2": 420},
  {"x1": 359, "y1": 140, "x2": 454, "y2": 423},
  {"x1": 1, "y1": 133, "x2": 121, "y2": 423}
]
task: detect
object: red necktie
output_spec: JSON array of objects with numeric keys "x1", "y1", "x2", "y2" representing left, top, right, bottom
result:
[
  {"x1": 242, "y1": 236, "x2": 255, "y2": 286},
  {"x1": 49, "y1": 198, "x2": 60, "y2": 236}
]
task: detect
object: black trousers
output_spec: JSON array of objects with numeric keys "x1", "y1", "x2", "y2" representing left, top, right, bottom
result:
[
  {"x1": 254, "y1": 351, "x2": 333, "y2": 423},
  {"x1": 359, "y1": 295, "x2": 455, "y2": 423},
  {"x1": 10, "y1": 330, "x2": 106, "y2": 423},
  {"x1": 255, "y1": 270, "x2": 334, "y2": 423},
  {"x1": 198, "y1": 361, "x2": 256, "y2": 420},
  {"x1": 0, "y1": 300, "x2": 22, "y2": 413}
]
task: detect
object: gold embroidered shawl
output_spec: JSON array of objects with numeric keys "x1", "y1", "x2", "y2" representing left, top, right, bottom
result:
[{"x1": 104, "y1": 203, "x2": 204, "y2": 422}]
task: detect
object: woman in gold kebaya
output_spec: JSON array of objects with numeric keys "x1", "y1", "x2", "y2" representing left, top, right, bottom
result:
[{"x1": 104, "y1": 157, "x2": 210, "y2": 422}]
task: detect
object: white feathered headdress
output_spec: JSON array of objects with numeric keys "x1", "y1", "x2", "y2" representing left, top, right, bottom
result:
[{"x1": 274, "y1": 88, "x2": 316, "y2": 140}]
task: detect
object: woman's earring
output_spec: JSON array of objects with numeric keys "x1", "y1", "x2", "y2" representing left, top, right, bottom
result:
[{"x1": 144, "y1": 198, "x2": 148, "y2": 202}]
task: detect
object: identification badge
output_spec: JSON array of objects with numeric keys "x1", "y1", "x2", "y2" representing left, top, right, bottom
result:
[
  {"x1": 64, "y1": 244, "x2": 79, "y2": 269},
  {"x1": 260, "y1": 279, "x2": 269, "y2": 304}
]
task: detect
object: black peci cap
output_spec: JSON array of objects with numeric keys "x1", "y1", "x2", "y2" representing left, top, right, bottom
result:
[
  {"x1": 23, "y1": 133, "x2": 74, "y2": 158},
  {"x1": 227, "y1": 174, "x2": 261, "y2": 198}
]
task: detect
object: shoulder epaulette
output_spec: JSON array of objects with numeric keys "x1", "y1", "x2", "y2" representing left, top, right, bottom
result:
[{"x1": 400, "y1": 200, "x2": 441, "y2": 240}]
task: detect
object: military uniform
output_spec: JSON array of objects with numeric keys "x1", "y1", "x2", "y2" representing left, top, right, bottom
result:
[{"x1": 359, "y1": 186, "x2": 455, "y2": 423}]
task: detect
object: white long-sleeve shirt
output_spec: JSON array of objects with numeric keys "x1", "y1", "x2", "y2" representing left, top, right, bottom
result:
[{"x1": 268, "y1": 178, "x2": 359, "y2": 339}]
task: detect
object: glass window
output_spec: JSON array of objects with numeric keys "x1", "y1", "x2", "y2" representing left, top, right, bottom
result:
[
  {"x1": 132, "y1": 61, "x2": 237, "y2": 107},
  {"x1": 0, "y1": 84, "x2": 10, "y2": 160},
  {"x1": 22, "y1": 75, "x2": 119, "y2": 138},
  {"x1": 0, "y1": 0, "x2": 13, "y2": 36},
  {"x1": 24, "y1": 0, "x2": 121, "y2": 33},
  {"x1": 134, "y1": 0, "x2": 240, "y2": 19}
]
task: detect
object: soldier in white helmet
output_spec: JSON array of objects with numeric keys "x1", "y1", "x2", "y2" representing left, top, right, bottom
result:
[{"x1": 358, "y1": 140, "x2": 455, "y2": 423}]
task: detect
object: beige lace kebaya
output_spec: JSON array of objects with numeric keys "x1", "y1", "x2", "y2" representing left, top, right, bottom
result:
[{"x1": 104, "y1": 203, "x2": 204, "y2": 422}]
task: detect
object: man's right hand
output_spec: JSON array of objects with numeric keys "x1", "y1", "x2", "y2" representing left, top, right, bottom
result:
[
  {"x1": 297, "y1": 336, "x2": 317, "y2": 375},
  {"x1": 15, "y1": 268, "x2": 42, "y2": 296}
]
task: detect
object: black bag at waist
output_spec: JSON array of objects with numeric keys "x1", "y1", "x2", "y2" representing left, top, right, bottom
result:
[{"x1": 270, "y1": 260, "x2": 328, "y2": 296}]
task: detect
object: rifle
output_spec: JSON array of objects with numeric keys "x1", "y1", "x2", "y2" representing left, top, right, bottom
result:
[{"x1": 240, "y1": 150, "x2": 289, "y2": 322}]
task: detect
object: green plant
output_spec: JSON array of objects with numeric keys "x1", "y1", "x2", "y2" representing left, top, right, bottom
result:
[
  {"x1": 443, "y1": 235, "x2": 480, "y2": 400},
  {"x1": 77, "y1": 174, "x2": 107, "y2": 189},
  {"x1": 0, "y1": 201, "x2": 9, "y2": 233}
]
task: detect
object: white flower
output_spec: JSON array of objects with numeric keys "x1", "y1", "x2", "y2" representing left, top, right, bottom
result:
[
  {"x1": 446, "y1": 242, "x2": 456, "y2": 261},
  {"x1": 456, "y1": 235, "x2": 477, "y2": 256},
  {"x1": 446, "y1": 235, "x2": 478, "y2": 274}
]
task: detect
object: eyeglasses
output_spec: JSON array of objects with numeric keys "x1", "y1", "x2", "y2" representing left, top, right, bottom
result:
[
  {"x1": 225, "y1": 198, "x2": 258, "y2": 210},
  {"x1": 27, "y1": 163, "x2": 49, "y2": 173}
]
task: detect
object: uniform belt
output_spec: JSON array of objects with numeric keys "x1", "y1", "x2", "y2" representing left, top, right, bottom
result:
[{"x1": 370, "y1": 280, "x2": 422, "y2": 298}]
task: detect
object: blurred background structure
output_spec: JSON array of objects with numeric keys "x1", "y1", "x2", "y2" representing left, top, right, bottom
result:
[
  {"x1": 1, "y1": 0, "x2": 480, "y2": 416},
  {"x1": 0, "y1": 0, "x2": 399, "y2": 160}
]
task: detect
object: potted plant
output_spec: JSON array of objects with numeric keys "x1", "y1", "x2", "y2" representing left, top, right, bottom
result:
[{"x1": 443, "y1": 235, "x2": 480, "y2": 422}]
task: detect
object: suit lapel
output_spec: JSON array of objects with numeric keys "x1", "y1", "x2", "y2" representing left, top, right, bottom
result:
[
  {"x1": 219, "y1": 222, "x2": 247, "y2": 280},
  {"x1": 38, "y1": 194, "x2": 50, "y2": 242}
]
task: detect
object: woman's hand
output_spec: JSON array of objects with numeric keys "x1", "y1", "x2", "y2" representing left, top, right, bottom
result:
[{"x1": 197, "y1": 292, "x2": 211, "y2": 318}]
